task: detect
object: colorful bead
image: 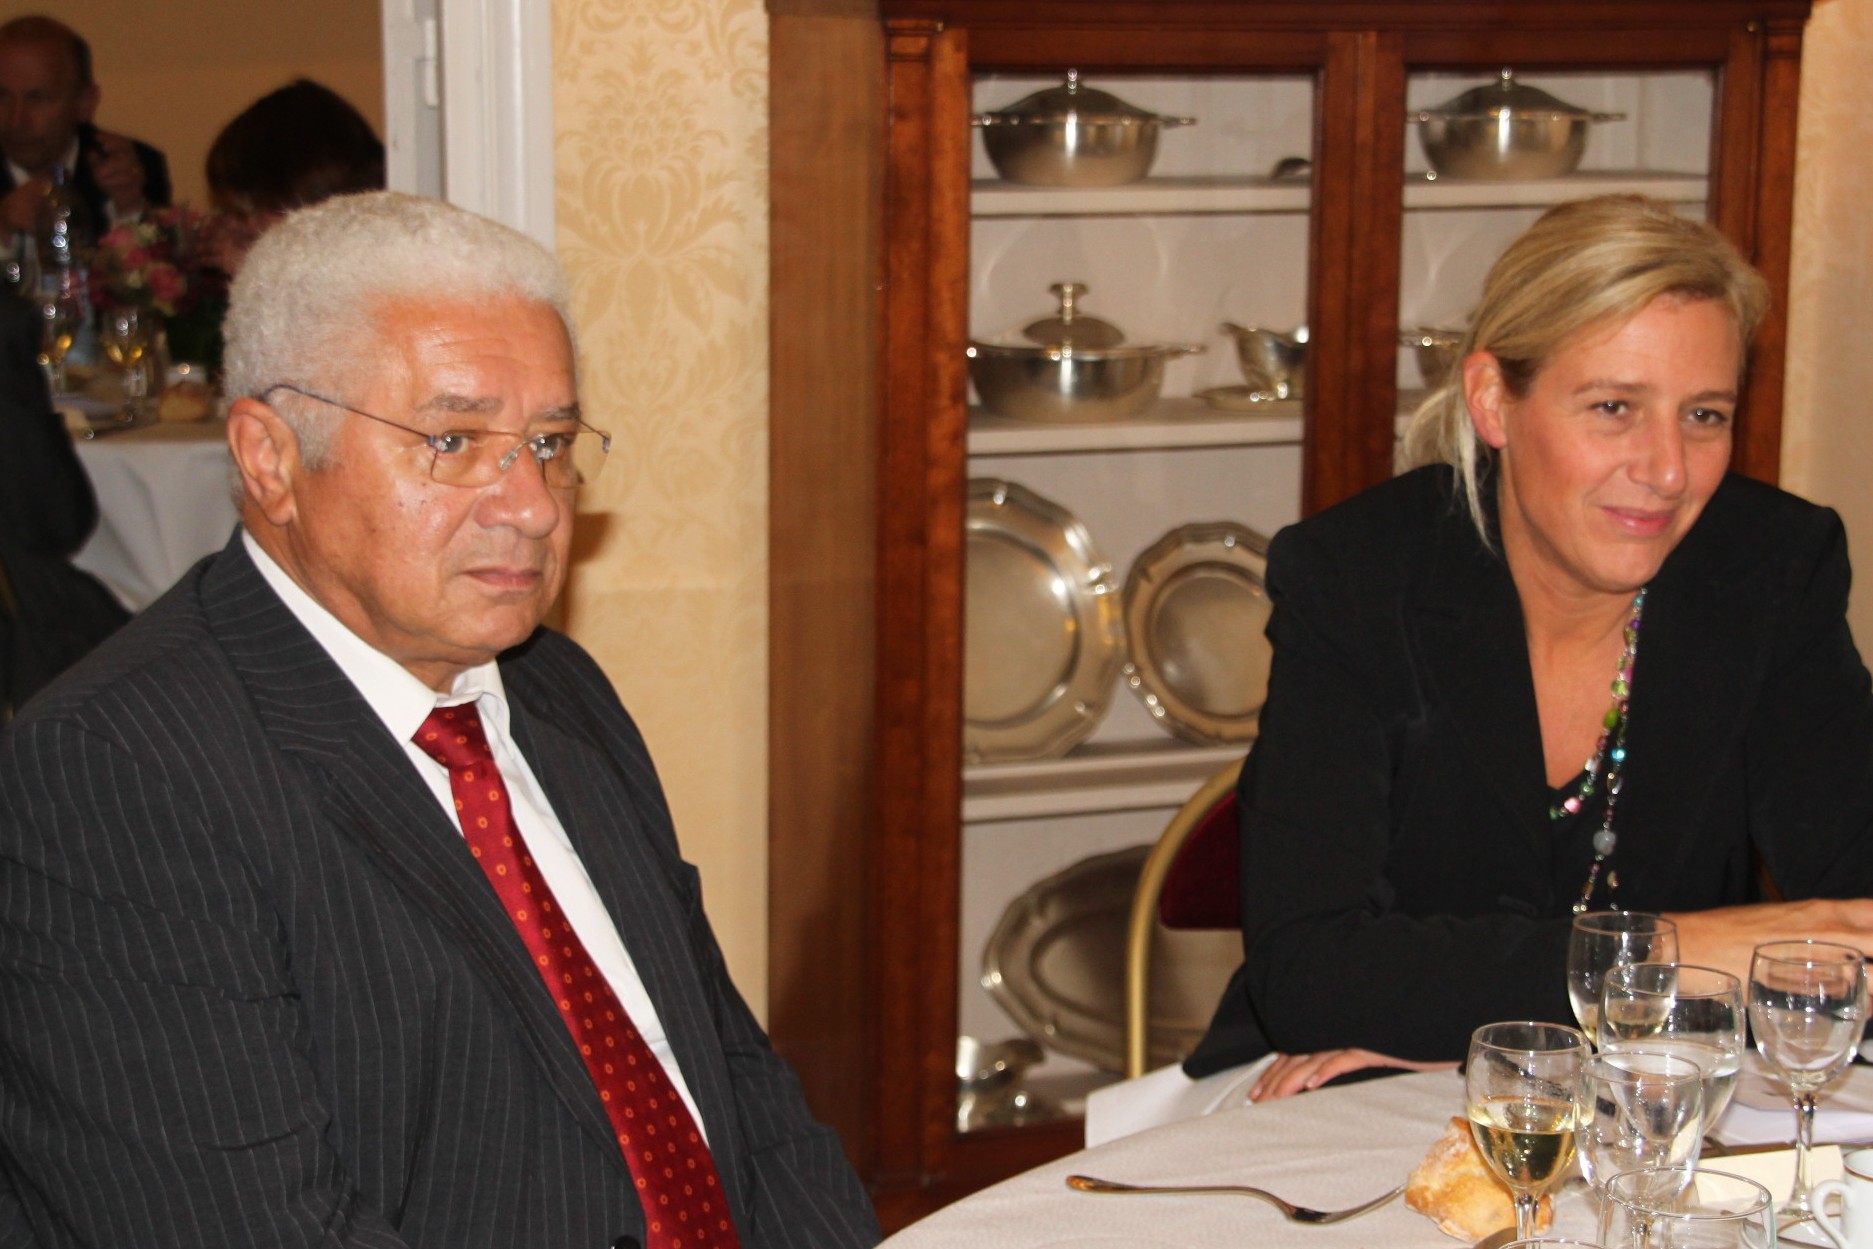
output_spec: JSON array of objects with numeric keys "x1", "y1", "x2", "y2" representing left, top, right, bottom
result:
[{"x1": 1561, "y1": 587, "x2": 1645, "y2": 914}]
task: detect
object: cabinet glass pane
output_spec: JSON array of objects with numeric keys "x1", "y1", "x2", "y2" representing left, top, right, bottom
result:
[
  {"x1": 1395, "y1": 69, "x2": 1716, "y2": 408},
  {"x1": 958, "y1": 72, "x2": 1310, "y2": 1131}
]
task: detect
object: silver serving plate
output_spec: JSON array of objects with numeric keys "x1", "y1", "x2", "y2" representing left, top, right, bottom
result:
[
  {"x1": 981, "y1": 845, "x2": 1245, "y2": 1073},
  {"x1": 964, "y1": 479, "x2": 1124, "y2": 764},
  {"x1": 1123, "y1": 521, "x2": 1274, "y2": 745}
]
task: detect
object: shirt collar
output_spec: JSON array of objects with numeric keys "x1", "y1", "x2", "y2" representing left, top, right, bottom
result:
[
  {"x1": 241, "y1": 530, "x2": 512, "y2": 744},
  {"x1": 8, "y1": 135, "x2": 80, "y2": 191}
]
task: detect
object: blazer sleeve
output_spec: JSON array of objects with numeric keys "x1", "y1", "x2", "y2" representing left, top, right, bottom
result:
[
  {"x1": 677, "y1": 875, "x2": 880, "y2": 1249},
  {"x1": 1230, "y1": 522, "x2": 1573, "y2": 1062},
  {"x1": 1743, "y1": 509, "x2": 1873, "y2": 897},
  {"x1": 0, "y1": 716, "x2": 413, "y2": 1249}
]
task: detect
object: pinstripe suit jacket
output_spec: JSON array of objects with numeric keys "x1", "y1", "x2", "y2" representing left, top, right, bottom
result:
[{"x1": 0, "y1": 537, "x2": 879, "y2": 1249}]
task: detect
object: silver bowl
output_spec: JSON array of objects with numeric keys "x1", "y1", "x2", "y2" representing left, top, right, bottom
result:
[
  {"x1": 1400, "y1": 327, "x2": 1464, "y2": 389},
  {"x1": 1220, "y1": 323, "x2": 1308, "y2": 401},
  {"x1": 1414, "y1": 69, "x2": 1623, "y2": 180},
  {"x1": 975, "y1": 70, "x2": 1195, "y2": 187},
  {"x1": 968, "y1": 341, "x2": 1202, "y2": 422}
]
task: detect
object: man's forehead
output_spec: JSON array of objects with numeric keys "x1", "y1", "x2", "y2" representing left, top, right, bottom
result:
[{"x1": 0, "y1": 37, "x2": 80, "y2": 90}]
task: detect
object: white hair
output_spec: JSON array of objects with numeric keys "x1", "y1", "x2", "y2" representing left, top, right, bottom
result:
[{"x1": 222, "y1": 191, "x2": 574, "y2": 465}]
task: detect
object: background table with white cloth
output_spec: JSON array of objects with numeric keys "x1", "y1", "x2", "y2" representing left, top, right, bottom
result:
[
  {"x1": 881, "y1": 1059, "x2": 1873, "y2": 1249},
  {"x1": 70, "y1": 421, "x2": 237, "y2": 611}
]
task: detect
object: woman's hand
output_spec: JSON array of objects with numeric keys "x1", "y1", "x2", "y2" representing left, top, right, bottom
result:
[
  {"x1": 1665, "y1": 898, "x2": 1873, "y2": 983},
  {"x1": 1248, "y1": 1049, "x2": 1457, "y2": 1101}
]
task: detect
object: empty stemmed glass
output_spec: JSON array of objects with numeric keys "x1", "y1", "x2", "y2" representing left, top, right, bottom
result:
[
  {"x1": 1748, "y1": 939, "x2": 1868, "y2": 1220},
  {"x1": 1600, "y1": 1165, "x2": 1775, "y2": 1249},
  {"x1": 1570, "y1": 912, "x2": 1680, "y2": 1039},
  {"x1": 1578, "y1": 1050, "x2": 1703, "y2": 1200},
  {"x1": 1467, "y1": 1021, "x2": 1591, "y2": 1241},
  {"x1": 1600, "y1": 963, "x2": 1747, "y2": 1132}
]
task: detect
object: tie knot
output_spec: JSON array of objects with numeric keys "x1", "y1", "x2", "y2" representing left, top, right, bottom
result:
[{"x1": 414, "y1": 703, "x2": 494, "y2": 771}]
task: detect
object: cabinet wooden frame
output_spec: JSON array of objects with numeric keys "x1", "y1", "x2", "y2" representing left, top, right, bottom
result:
[{"x1": 767, "y1": 0, "x2": 1811, "y2": 1228}]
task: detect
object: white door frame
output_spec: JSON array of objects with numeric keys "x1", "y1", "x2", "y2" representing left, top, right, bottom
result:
[{"x1": 381, "y1": 0, "x2": 556, "y2": 250}]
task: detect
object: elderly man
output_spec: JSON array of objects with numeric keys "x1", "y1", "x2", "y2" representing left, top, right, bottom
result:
[
  {"x1": 0, "y1": 193, "x2": 879, "y2": 1249},
  {"x1": 0, "y1": 15, "x2": 169, "y2": 234}
]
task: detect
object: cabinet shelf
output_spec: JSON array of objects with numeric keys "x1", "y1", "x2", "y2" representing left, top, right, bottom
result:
[
  {"x1": 962, "y1": 738, "x2": 1246, "y2": 823},
  {"x1": 967, "y1": 398, "x2": 1302, "y2": 455},
  {"x1": 972, "y1": 170, "x2": 1708, "y2": 218}
]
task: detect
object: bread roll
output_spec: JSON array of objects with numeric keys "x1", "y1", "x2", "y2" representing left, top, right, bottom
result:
[{"x1": 1405, "y1": 1116, "x2": 1554, "y2": 1241}]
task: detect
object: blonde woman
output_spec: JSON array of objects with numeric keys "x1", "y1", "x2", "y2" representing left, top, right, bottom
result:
[{"x1": 1184, "y1": 196, "x2": 1873, "y2": 1098}]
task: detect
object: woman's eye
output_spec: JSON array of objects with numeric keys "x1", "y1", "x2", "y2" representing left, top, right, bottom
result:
[
  {"x1": 427, "y1": 432, "x2": 475, "y2": 456},
  {"x1": 1593, "y1": 400, "x2": 1631, "y2": 418},
  {"x1": 1687, "y1": 407, "x2": 1733, "y2": 428}
]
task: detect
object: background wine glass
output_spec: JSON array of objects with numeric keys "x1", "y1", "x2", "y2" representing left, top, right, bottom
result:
[
  {"x1": 1570, "y1": 912, "x2": 1680, "y2": 1038},
  {"x1": 1578, "y1": 1050, "x2": 1703, "y2": 1196},
  {"x1": 1599, "y1": 963, "x2": 1746, "y2": 1131},
  {"x1": 99, "y1": 307, "x2": 154, "y2": 417},
  {"x1": 1601, "y1": 1165, "x2": 1773, "y2": 1249},
  {"x1": 1748, "y1": 939, "x2": 1868, "y2": 1220},
  {"x1": 37, "y1": 286, "x2": 82, "y2": 395},
  {"x1": 1467, "y1": 1021, "x2": 1590, "y2": 1241}
]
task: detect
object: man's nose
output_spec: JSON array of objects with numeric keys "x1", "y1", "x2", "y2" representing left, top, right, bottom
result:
[{"x1": 477, "y1": 447, "x2": 566, "y2": 537}]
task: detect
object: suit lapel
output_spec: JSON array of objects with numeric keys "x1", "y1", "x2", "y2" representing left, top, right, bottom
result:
[
  {"x1": 1405, "y1": 502, "x2": 1553, "y2": 855},
  {"x1": 199, "y1": 540, "x2": 629, "y2": 1169}
]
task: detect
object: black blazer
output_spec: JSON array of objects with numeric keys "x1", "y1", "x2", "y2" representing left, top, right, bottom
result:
[
  {"x1": 0, "y1": 122, "x2": 171, "y2": 230},
  {"x1": 1187, "y1": 466, "x2": 1873, "y2": 1074},
  {"x1": 0, "y1": 538, "x2": 879, "y2": 1248}
]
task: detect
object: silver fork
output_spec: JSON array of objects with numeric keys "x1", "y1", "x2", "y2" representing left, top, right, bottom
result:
[{"x1": 1064, "y1": 1174, "x2": 1404, "y2": 1224}]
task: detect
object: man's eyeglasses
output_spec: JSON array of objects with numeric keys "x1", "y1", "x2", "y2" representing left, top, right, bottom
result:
[{"x1": 262, "y1": 383, "x2": 611, "y2": 490}]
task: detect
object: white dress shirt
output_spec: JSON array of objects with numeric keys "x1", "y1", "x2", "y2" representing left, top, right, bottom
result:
[{"x1": 242, "y1": 531, "x2": 707, "y2": 1133}]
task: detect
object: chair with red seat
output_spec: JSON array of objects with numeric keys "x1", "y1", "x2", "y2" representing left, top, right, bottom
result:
[{"x1": 1122, "y1": 758, "x2": 1244, "y2": 1078}]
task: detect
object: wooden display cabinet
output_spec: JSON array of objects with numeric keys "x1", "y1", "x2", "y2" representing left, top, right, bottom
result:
[{"x1": 767, "y1": 0, "x2": 1811, "y2": 1230}]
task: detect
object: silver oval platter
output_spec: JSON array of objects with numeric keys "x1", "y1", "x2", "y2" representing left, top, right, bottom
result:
[
  {"x1": 964, "y1": 478, "x2": 1124, "y2": 763},
  {"x1": 1122, "y1": 520, "x2": 1273, "y2": 745}
]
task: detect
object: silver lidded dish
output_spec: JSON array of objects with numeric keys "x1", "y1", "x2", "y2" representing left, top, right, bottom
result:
[
  {"x1": 1414, "y1": 69, "x2": 1624, "y2": 180},
  {"x1": 968, "y1": 282, "x2": 1202, "y2": 423},
  {"x1": 974, "y1": 69, "x2": 1196, "y2": 187}
]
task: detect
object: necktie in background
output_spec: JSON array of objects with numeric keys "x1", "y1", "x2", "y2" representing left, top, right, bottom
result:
[{"x1": 415, "y1": 703, "x2": 741, "y2": 1249}]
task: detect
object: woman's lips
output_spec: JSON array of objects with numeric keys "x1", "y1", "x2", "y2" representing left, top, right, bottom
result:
[{"x1": 1602, "y1": 506, "x2": 1675, "y2": 538}]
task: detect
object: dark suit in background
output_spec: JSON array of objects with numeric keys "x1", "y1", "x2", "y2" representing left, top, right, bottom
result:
[
  {"x1": 0, "y1": 290, "x2": 126, "y2": 717},
  {"x1": 0, "y1": 537, "x2": 878, "y2": 1248},
  {"x1": 0, "y1": 120, "x2": 170, "y2": 231},
  {"x1": 1188, "y1": 465, "x2": 1873, "y2": 1074}
]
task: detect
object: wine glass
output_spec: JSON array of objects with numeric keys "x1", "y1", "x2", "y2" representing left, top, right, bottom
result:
[
  {"x1": 1578, "y1": 1050, "x2": 1703, "y2": 1196},
  {"x1": 1600, "y1": 1165, "x2": 1774, "y2": 1249},
  {"x1": 1599, "y1": 963, "x2": 1746, "y2": 1131},
  {"x1": 1570, "y1": 913, "x2": 1680, "y2": 1039},
  {"x1": 1466, "y1": 1021, "x2": 1590, "y2": 1241},
  {"x1": 99, "y1": 306, "x2": 154, "y2": 417},
  {"x1": 1748, "y1": 939, "x2": 1868, "y2": 1220},
  {"x1": 37, "y1": 284, "x2": 82, "y2": 395}
]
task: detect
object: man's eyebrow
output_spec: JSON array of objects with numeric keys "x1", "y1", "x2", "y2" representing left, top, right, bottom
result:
[{"x1": 414, "y1": 394, "x2": 584, "y2": 425}]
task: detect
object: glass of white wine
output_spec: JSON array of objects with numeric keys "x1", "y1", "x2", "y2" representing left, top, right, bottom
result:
[
  {"x1": 37, "y1": 287, "x2": 82, "y2": 395},
  {"x1": 1569, "y1": 912, "x2": 1679, "y2": 1038},
  {"x1": 1467, "y1": 1021, "x2": 1591, "y2": 1241},
  {"x1": 99, "y1": 306, "x2": 154, "y2": 418},
  {"x1": 1748, "y1": 939, "x2": 1868, "y2": 1219},
  {"x1": 1599, "y1": 963, "x2": 1746, "y2": 1132}
]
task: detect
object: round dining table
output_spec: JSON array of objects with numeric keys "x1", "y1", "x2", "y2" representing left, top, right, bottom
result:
[
  {"x1": 70, "y1": 418, "x2": 238, "y2": 612},
  {"x1": 881, "y1": 1061, "x2": 1873, "y2": 1249}
]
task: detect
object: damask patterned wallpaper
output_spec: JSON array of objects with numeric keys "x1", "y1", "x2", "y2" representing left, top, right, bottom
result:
[
  {"x1": 1783, "y1": 0, "x2": 1873, "y2": 646},
  {"x1": 551, "y1": 0, "x2": 773, "y2": 1009}
]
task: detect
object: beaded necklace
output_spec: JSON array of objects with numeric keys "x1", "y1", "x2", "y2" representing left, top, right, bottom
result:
[{"x1": 1553, "y1": 587, "x2": 1646, "y2": 915}]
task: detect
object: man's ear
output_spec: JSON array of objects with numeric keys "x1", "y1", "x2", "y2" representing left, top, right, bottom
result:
[
  {"x1": 1464, "y1": 351, "x2": 1512, "y2": 451},
  {"x1": 75, "y1": 81, "x2": 100, "y2": 126},
  {"x1": 227, "y1": 397, "x2": 303, "y2": 527}
]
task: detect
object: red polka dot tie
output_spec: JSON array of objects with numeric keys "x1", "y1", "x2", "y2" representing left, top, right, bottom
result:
[{"x1": 415, "y1": 704, "x2": 741, "y2": 1249}]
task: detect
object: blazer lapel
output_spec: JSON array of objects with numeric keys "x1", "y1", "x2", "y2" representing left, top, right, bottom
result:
[
  {"x1": 199, "y1": 540, "x2": 629, "y2": 1169},
  {"x1": 1405, "y1": 505, "x2": 1552, "y2": 853}
]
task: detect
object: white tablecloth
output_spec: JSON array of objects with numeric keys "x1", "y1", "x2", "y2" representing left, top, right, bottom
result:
[
  {"x1": 71, "y1": 421, "x2": 237, "y2": 611},
  {"x1": 882, "y1": 1063, "x2": 1873, "y2": 1249}
]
